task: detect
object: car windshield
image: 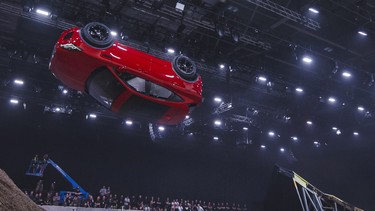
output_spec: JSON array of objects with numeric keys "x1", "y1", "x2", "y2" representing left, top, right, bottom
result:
[
  {"x1": 118, "y1": 72, "x2": 183, "y2": 102},
  {"x1": 87, "y1": 68, "x2": 126, "y2": 109}
]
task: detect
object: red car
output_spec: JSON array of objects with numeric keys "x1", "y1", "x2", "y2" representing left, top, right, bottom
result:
[{"x1": 50, "y1": 22, "x2": 202, "y2": 125}]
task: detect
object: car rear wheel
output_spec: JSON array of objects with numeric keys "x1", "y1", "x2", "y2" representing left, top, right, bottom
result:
[
  {"x1": 172, "y1": 55, "x2": 198, "y2": 81},
  {"x1": 81, "y1": 22, "x2": 114, "y2": 49}
]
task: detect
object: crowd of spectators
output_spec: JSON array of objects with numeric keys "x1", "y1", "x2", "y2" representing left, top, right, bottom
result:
[{"x1": 24, "y1": 185, "x2": 248, "y2": 211}]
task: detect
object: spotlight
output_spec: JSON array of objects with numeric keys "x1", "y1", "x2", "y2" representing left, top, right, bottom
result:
[
  {"x1": 328, "y1": 97, "x2": 336, "y2": 103},
  {"x1": 258, "y1": 76, "x2": 267, "y2": 82},
  {"x1": 213, "y1": 136, "x2": 219, "y2": 140},
  {"x1": 110, "y1": 31, "x2": 118, "y2": 36},
  {"x1": 268, "y1": 131, "x2": 275, "y2": 137},
  {"x1": 291, "y1": 136, "x2": 298, "y2": 141},
  {"x1": 308, "y1": 7, "x2": 319, "y2": 13},
  {"x1": 215, "y1": 23, "x2": 225, "y2": 38},
  {"x1": 214, "y1": 120, "x2": 222, "y2": 126},
  {"x1": 10, "y1": 99, "x2": 19, "y2": 104},
  {"x1": 14, "y1": 79, "x2": 24, "y2": 85},
  {"x1": 295, "y1": 87, "x2": 303, "y2": 93},
  {"x1": 342, "y1": 71, "x2": 351, "y2": 78},
  {"x1": 260, "y1": 145, "x2": 266, "y2": 149},
  {"x1": 175, "y1": 2, "x2": 185, "y2": 11},
  {"x1": 358, "y1": 31, "x2": 367, "y2": 36},
  {"x1": 214, "y1": 97, "x2": 222, "y2": 102},
  {"x1": 302, "y1": 56, "x2": 312, "y2": 63},
  {"x1": 158, "y1": 126, "x2": 165, "y2": 131},
  {"x1": 88, "y1": 114, "x2": 97, "y2": 119},
  {"x1": 167, "y1": 48, "x2": 175, "y2": 54},
  {"x1": 185, "y1": 115, "x2": 190, "y2": 119},
  {"x1": 306, "y1": 121, "x2": 312, "y2": 125},
  {"x1": 332, "y1": 127, "x2": 338, "y2": 130},
  {"x1": 357, "y1": 106, "x2": 364, "y2": 111},
  {"x1": 243, "y1": 127, "x2": 248, "y2": 130},
  {"x1": 219, "y1": 64, "x2": 225, "y2": 69},
  {"x1": 125, "y1": 120, "x2": 133, "y2": 125},
  {"x1": 36, "y1": 9, "x2": 50, "y2": 16},
  {"x1": 62, "y1": 89, "x2": 68, "y2": 94},
  {"x1": 336, "y1": 130, "x2": 341, "y2": 135},
  {"x1": 280, "y1": 148, "x2": 285, "y2": 152},
  {"x1": 353, "y1": 132, "x2": 359, "y2": 136},
  {"x1": 230, "y1": 28, "x2": 240, "y2": 43}
]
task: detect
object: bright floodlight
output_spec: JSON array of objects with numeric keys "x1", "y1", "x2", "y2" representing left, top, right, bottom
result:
[
  {"x1": 36, "y1": 9, "x2": 50, "y2": 16},
  {"x1": 185, "y1": 115, "x2": 190, "y2": 119},
  {"x1": 261, "y1": 145, "x2": 266, "y2": 149},
  {"x1": 306, "y1": 120, "x2": 313, "y2": 125},
  {"x1": 55, "y1": 107, "x2": 61, "y2": 112},
  {"x1": 357, "y1": 106, "x2": 364, "y2": 111},
  {"x1": 89, "y1": 114, "x2": 97, "y2": 119},
  {"x1": 110, "y1": 31, "x2": 118, "y2": 36},
  {"x1": 167, "y1": 48, "x2": 175, "y2": 54},
  {"x1": 214, "y1": 97, "x2": 222, "y2": 102},
  {"x1": 358, "y1": 31, "x2": 367, "y2": 36},
  {"x1": 14, "y1": 79, "x2": 24, "y2": 85},
  {"x1": 295, "y1": 87, "x2": 303, "y2": 93},
  {"x1": 258, "y1": 76, "x2": 267, "y2": 82},
  {"x1": 280, "y1": 148, "x2": 285, "y2": 152},
  {"x1": 353, "y1": 132, "x2": 359, "y2": 136},
  {"x1": 10, "y1": 99, "x2": 19, "y2": 104},
  {"x1": 332, "y1": 127, "x2": 338, "y2": 130},
  {"x1": 302, "y1": 56, "x2": 312, "y2": 63},
  {"x1": 214, "y1": 120, "x2": 222, "y2": 126},
  {"x1": 328, "y1": 97, "x2": 336, "y2": 103},
  {"x1": 158, "y1": 126, "x2": 165, "y2": 131},
  {"x1": 125, "y1": 120, "x2": 133, "y2": 125},
  {"x1": 213, "y1": 136, "x2": 219, "y2": 140},
  {"x1": 243, "y1": 127, "x2": 248, "y2": 130},
  {"x1": 336, "y1": 130, "x2": 341, "y2": 135},
  {"x1": 291, "y1": 136, "x2": 298, "y2": 141},
  {"x1": 219, "y1": 64, "x2": 225, "y2": 69},
  {"x1": 342, "y1": 71, "x2": 351, "y2": 78},
  {"x1": 308, "y1": 7, "x2": 319, "y2": 14},
  {"x1": 268, "y1": 131, "x2": 275, "y2": 136},
  {"x1": 62, "y1": 89, "x2": 68, "y2": 94},
  {"x1": 314, "y1": 141, "x2": 319, "y2": 145}
]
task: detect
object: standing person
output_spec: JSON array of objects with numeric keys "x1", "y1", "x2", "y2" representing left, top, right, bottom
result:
[
  {"x1": 124, "y1": 195, "x2": 130, "y2": 210},
  {"x1": 99, "y1": 186, "x2": 107, "y2": 196},
  {"x1": 52, "y1": 192, "x2": 60, "y2": 206}
]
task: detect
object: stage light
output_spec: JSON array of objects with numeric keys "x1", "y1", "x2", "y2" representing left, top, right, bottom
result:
[
  {"x1": 214, "y1": 97, "x2": 222, "y2": 102},
  {"x1": 268, "y1": 131, "x2": 275, "y2": 136},
  {"x1": 306, "y1": 121, "x2": 312, "y2": 125},
  {"x1": 314, "y1": 141, "x2": 319, "y2": 145},
  {"x1": 14, "y1": 79, "x2": 24, "y2": 85},
  {"x1": 258, "y1": 76, "x2": 267, "y2": 82},
  {"x1": 308, "y1": 8, "x2": 319, "y2": 13},
  {"x1": 213, "y1": 136, "x2": 219, "y2": 140},
  {"x1": 342, "y1": 71, "x2": 351, "y2": 78},
  {"x1": 219, "y1": 64, "x2": 225, "y2": 69},
  {"x1": 353, "y1": 132, "x2": 359, "y2": 136},
  {"x1": 332, "y1": 127, "x2": 338, "y2": 130},
  {"x1": 125, "y1": 120, "x2": 133, "y2": 125},
  {"x1": 158, "y1": 126, "x2": 165, "y2": 131},
  {"x1": 88, "y1": 114, "x2": 97, "y2": 119},
  {"x1": 167, "y1": 48, "x2": 175, "y2": 54},
  {"x1": 214, "y1": 120, "x2": 222, "y2": 126},
  {"x1": 261, "y1": 145, "x2": 266, "y2": 149},
  {"x1": 291, "y1": 136, "x2": 298, "y2": 141},
  {"x1": 336, "y1": 130, "x2": 341, "y2": 135},
  {"x1": 295, "y1": 87, "x2": 303, "y2": 92},
  {"x1": 175, "y1": 2, "x2": 185, "y2": 11},
  {"x1": 358, "y1": 31, "x2": 367, "y2": 36},
  {"x1": 110, "y1": 31, "x2": 118, "y2": 36},
  {"x1": 357, "y1": 106, "x2": 364, "y2": 111},
  {"x1": 62, "y1": 89, "x2": 68, "y2": 94},
  {"x1": 243, "y1": 127, "x2": 248, "y2": 130},
  {"x1": 10, "y1": 99, "x2": 19, "y2": 104},
  {"x1": 280, "y1": 148, "x2": 285, "y2": 152},
  {"x1": 302, "y1": 56, "x2": 312, "y2": 63},
  {"x1": 328, "y1": 97, "x2": 336, "y2": 103},
  {"x1": 36, "y1": 9, "x2": 50, "y2": 16},
  {"x1": 185, "y1": 115, "x2": 190, "y2": 119}
]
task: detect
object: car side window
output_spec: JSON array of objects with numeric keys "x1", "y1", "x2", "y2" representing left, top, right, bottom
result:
[{"x1": 87, "y1": 68, "x2": 126, "y2": 109}]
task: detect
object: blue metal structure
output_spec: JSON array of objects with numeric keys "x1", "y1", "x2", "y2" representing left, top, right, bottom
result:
[{"x1": 26, "y1": 157, "x2": 89, "y2": 199}]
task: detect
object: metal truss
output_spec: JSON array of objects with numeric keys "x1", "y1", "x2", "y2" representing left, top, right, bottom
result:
[
  {"x1": 213, "y1": 102, "x2": 233, "y2": 114},
  {"x1": 291, "y1": 171, "x2": 364, "y2": 211},
  {"x1": 246, "y1": 0, "x2": 320, "y2": 30},
  {"x1": 229, "y1": 114, "x2": 254, "y2": 125}
]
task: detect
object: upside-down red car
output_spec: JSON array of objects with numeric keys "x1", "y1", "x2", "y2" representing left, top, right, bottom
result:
[{"x1": 50, "y1": 22, "x2": 202, "y2": 125}]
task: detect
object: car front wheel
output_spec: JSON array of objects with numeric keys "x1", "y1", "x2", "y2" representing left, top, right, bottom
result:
[
  {"x1": 80, "y1": 22, "x2": 114, "y2": 49},
  {"x1": 172, "y1": 55, "x2": 198, "y2": 81}
]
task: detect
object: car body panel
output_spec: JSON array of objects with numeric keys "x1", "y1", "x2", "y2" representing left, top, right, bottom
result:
[{"x1": 50, "y1": 27, "x2": 202, "y2": 125}]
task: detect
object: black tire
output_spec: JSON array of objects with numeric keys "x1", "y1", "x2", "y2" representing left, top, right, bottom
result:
[
  {"x1": 80, "y1": 22, "x2": 114, "y2": 49},
  {"x1": 172, "y1": 55, "x2": 198, "y2": 81}
]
